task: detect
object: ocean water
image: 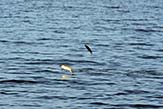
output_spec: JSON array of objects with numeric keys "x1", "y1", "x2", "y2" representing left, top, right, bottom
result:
[{"x1": 0, "y1": 0, "x2": 163, "y2": 108}]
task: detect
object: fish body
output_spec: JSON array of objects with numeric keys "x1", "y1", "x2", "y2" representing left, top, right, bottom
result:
[
  {"x1": 60, "y1": 64, "x2": 73, "y2": 73},
  {"x1": 85, "y1": 44, "x2": 92, "y2": 54}
]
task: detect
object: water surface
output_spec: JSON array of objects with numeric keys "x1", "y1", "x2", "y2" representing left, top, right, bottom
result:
[{"x1": 0, "y1": 0, "x2": 163, "y2": 108}]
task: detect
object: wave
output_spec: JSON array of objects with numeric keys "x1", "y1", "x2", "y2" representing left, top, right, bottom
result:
[
  {"x1": 135, "y1": 28, "x2": 162, "y2": 32},
  {"x1": 111, "y1": 104, "x2": 163, "y2": 108},
  {"x1": 0, "y1": 79, "x2": 38, "y2": 84},
  {"x1": 128, "y1": 42, "x2": 154, "y2": 46},
  {"x1": 138, "y1": 55, "x2": 163, "y2": 59}
]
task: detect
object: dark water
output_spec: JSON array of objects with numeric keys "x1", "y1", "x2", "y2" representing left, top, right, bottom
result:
[{"x1": 0, "y1": 0, "x2": 163, "y2": 108}]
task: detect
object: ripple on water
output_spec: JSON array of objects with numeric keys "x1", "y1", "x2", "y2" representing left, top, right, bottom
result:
[
  {"x1": 138, "y1": 55, "x2": 163, "y2": 59},
  {"x1": 126, "y1": 69, "x2": 163, "y2": 80},
  {"x1": 0, "y1": 79, "x2": 38, "y2": 84},
  {"x1": 134, "y1": 28, "x2": 162, "y2": 33},
  {"x1": 128, "y1": 42, "x2": 154, "y2": 46},
  {"x1": 111, "y1": 104, "x2": 163, "y2": 108}
]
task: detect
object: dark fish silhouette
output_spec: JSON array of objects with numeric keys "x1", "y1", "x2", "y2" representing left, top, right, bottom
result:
[{"x1": 85, "y1": 44, "x2": 92, "y2": 54}]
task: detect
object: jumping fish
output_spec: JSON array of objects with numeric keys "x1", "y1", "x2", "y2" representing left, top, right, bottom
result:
[
  {"x1": 60, "y1": 64, "x2": 73, "y2": 74},
  {"x1": 85, "y1": 44, "x2": 92, "y2": 54}
]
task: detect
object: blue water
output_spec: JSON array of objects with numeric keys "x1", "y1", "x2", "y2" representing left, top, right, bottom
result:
[{"x1": 0, "y1": 0, "x2": 163, "y2": 108}]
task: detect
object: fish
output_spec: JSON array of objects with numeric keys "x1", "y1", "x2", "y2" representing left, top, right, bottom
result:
[
  {"x1": 60, "y1": 64, "x2": 73, "y2": 74},
  {"x1": 85, "y1": 44, "x2": 92, "y2": 54},
  {"x1": 60, "y1": 74, "x2": 70, "y2": 80}
]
